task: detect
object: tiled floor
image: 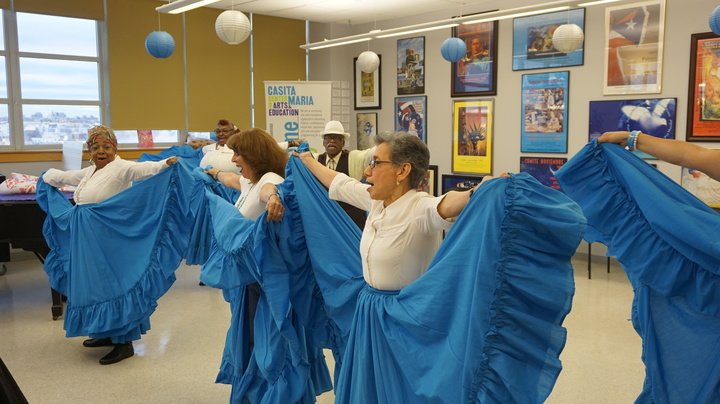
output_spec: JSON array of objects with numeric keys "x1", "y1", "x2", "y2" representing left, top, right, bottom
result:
[{"x1": 0, "y1": 250, "x2": 643, "y2": 403}]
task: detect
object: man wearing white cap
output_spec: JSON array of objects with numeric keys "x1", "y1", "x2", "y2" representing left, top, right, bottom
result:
[{"x1": 318, "y1": 120, "x2": 372, "y2": 228}]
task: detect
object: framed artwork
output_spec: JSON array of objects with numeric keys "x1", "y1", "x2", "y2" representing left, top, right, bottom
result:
[
  {"x1": 604, "y1": 0, "x2": 666, "y2": 95},
  {"x1": 394, "y1": 96, "x2": 426, "y2": 143},
  {"x1": 451, "y1": 20, "x2": 498, "y2": 96},
  {"x1": 356, "y1": 112, "x2": 377, "y2": 150},
  {"x1": 354, "y1": 54, "x2": 381, "y2": 110},
  {"x1": 397, "y1": 37, "x2": 425, "y2": 95},
  {"x1": 588, "y1": 98, "x2": 676, "y2": 159},
  {"x1": 521, "y1": 71, "x2": 569, "y2": 153},
  {"x1": 417, "y1": 165, "x2": 438, "y2": 196},
  {"x1": 519, "y1": 157, "x2": 567, "y2": 190},
  {"x1": 512, "y1": 8, "x2": 585, "y2": 71},
  {"x1": 441, "y1": 174, "x2": 485, "y2": 195},
  {"x1": 452, "y1": 99, "x2": 493, "y2": 175},
  {"x1": 686, "y1": 32, "x2": 720, "y2": 141},
  {"x1": 682, "y1": 165, "x2": 720, "y2": 208}
]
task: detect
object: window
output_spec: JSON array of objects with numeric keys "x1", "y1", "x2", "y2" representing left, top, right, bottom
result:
[
  {"x1": 0, "y1": 12, "x2": 102, "y2": 149},
  {"x1": 0, "y1": 11, "x2": 183, "y2": 150}
]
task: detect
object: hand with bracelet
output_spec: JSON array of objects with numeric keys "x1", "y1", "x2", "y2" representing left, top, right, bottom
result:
[
  {"x1": 261, "y1": 184, "x2": 285, "y2": 222},
  {"x1": 598, "y1": 130, "x2": 720, "y2": 181},
  {"x1": 205, "y1": 168, "x2": 225, "y2": 181},
  {"x1": 597, "y1": 130, "x2": 642, "y2": 151}
]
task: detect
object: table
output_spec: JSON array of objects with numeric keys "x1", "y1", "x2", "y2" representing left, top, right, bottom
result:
[{"x1": 0, "y1": 192, "x2": 71, "y2": 320}]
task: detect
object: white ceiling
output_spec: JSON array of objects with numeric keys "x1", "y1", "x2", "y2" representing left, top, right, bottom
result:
[{"x1": 206, "y1": 0, "x2": 528, "y2": 25}]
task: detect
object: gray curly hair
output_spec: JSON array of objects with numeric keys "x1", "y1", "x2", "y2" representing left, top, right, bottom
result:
[{"x1": 375, "y1": 131, "x2": 429, "y2": 188}]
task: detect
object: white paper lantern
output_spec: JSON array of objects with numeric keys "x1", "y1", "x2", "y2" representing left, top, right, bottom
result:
[
  {"x1": 357, "y1": 51, "x2": 380, "y2": 73},
  {"x1": 215, "y1": 10, "x2": 251, "y2": 45},
  {"x1": 552, "y1": 24, "x2": 584, "y2": 53}
]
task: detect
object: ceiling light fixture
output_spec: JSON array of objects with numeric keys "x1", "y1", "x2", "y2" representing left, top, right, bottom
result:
[
  {"x1": 375, "y1": 23, "x2": 459, "y2": 39},
  {"x1": 462, "y1": 6, "x2": 570, "y2": 24},
  {"x1": 576, "y1": 0, "x2": 620, "y2": 6},
  {"x1": 300, "y1": 0, "x2": 632, "y2": 51},
  {"x1": 156, "y1": 0, "x2": 223, "y2": 14}
]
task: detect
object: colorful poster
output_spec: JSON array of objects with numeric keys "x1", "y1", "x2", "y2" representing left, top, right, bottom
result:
[
  {"x1": 604, "y1": 0, "x2": 666, "y2": 94},
  {"x1": 519, "y1": 157, "x2": 567, "y2": 190},
  {"x1": 687, "y1": 33, "x2": 720, "y2": 141},
  {"x1": 512, "y1": 9, "x2": 585, "y2": 71},
  {"x1": 356, "y1": 112, "x2": 377, "y2": 150},
  {"x1": 521, "y1": 71, "x2": 569, "y2": 153},
  {"x1": 396, "y1": 37, "x2": 425, "y2": 95},
  {"x1": 588, "y1": 98, "x2": 676, "y2": 158},
  {"x1": 452, "y1": 99, "x2": 493, "y2": 174},
  {"x1": 452, "y1": 21, "x2": 497, "y2": 96},
  {"x1": 137, "y1": 130, "x2": 154, "y2": 148},
  {"x1": 264, "y1": 81, "x2": 332, "y2": 153},
  {"x1": 394, "y1": 96, "x2": 426, "y2": 143},
  {"x1": 682, "y1": 166, "x2": 720, "y2": 208}
]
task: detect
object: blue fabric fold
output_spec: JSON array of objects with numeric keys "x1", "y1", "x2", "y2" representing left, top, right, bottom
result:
[
  {"x1": 201, "y1": 149, "x2": 584, "y2": 403},
  {"x1": 197, "y1": 185, "x2": 332, "y2": 403},
  {"x1": 272, "y1": 158, "x2": 585, "y2": 403},
  {"x1": 556, "y1": 141, "x2": 720, "y2": 404},
  {"x1": 36, "y1": 163, "x2": 200, "y2": 342},
  {"x1": 138, "y1": 144, "x2": 203, "y2": 165}
]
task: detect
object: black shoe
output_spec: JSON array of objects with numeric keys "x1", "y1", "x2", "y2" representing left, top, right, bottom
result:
[
  {"x1": 99, "y1": 343, "x2": 134, "y2": 365},
  {"x1": 199, "y1": 281, "x2": 206, "y2": 286},
  {"x1": 83, "y1": 337, "x2": 113, "y2": 348}
]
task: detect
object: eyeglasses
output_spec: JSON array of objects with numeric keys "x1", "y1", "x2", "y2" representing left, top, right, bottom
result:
[
  {"x1": 214, "y1": 128, "x2": 234, "y2": 134},
  {"x1": 368, "y1": 159, "x2": 393, "y2": 169}
]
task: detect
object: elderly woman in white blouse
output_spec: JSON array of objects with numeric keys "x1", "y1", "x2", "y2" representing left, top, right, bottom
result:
[
  {"x1": 43, "y1": 125, "x2": 177, "y2": 205},
  {"x1": 41, "y1": 125, "x2": 176, "y2": 365},
  {"x1": 295, "y1": 131, "x2": 484, "y2": 289}
]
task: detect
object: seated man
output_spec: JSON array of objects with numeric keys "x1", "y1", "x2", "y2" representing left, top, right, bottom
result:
[{"x1": 317, "y1": 121, "x2": 372, "y2": 229}]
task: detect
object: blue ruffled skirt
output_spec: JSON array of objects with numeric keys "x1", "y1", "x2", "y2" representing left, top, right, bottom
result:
[
  {"x1": 36, "y1": 163, "x2": 200, "y2": 343},
  {"x1": 556, "y1": 141, "x2": 720, "y2": 403}
]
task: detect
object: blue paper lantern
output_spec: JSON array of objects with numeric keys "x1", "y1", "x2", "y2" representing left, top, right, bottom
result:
[
  {"x1": 145, "y1": 31, "x2": 175, "y2": 59},
  {"x1": 440, "y1": 37, "x2": 467, "y2": 63},
  {"x1": 710, "y1": 6, "x2": 720, "y2": 35}
]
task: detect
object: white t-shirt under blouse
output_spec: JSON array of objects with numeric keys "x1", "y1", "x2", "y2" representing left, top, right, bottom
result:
[
  {"x1": 329, "y1": 173, "x2": 452, "y2": 290},
  {"x1": 234, "y1": 172, "x2": 284, "y2": 220},
  {"x1": 42, "y1": 156, "x2": 169, "y2": 205}
]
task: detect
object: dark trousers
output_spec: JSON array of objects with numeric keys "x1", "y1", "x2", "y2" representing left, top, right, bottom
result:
[{"x1": 246, "y1": 282, "x2": 261, "y2": 352}]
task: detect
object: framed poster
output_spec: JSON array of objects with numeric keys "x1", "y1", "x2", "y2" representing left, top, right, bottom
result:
[
  {"x1": 417, "y1": 165, "x2": 438, "y2": 196},
  {"x1": 521, "y1": 71, "x2": 569, "y2": 153},
  {"x1": 395, "y1": 96, "x2": 426, "y2": 143},
  {"x1": 452, "y1": 99, "x2": 493, "y2": 175},
  {"x1": 512, "y1": 8, "x2": 585, "y2": 71},
  {"x1": 451, "y1": 20, "x2": 498, "y2": 96},
  {"x1": 441, "y1": 174, "x2": 485, "y2": 195},
  {"x1": 588, "y1": 98, "x2": 676, "y2": 159},
  {"x1": 354, "y1": 55, "x2": 381, "y2": 110},
  {"x1": 397, "y1": 37, "x2": 425, "y2": 95},
  {"x1": 682, "y1": 165, "x2": 720, "y2": 208},
  {"x1": 356, "y1": 112, "x2": 377, "y2": 150},
  {"x1": 686, "y1": 32, "x2": 720, "y2": 141},
  {"x1": 604, "y1": 0, "x2": 666, "y2": 95},
  {"x1": 519, "y1": 156, "x2": 567, "y2": 190}
]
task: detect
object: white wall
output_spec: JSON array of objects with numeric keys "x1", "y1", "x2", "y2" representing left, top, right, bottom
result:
[{"x1": 308, "y1": 0, "x2": 720, "y2": 184}]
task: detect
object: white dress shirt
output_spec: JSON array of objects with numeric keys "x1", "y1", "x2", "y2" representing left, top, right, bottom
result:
[
  {"x1": 199, "y1": 144, "x2": 241, "y2": 174},
  {"x1": 234, "y1": 172, "x2": 284, "y2": 220},
  {"x1": 42, "y1": 156, "x2": 169, "y2": 205},
  {"x1": 329, "y1": 173, "x2": 452, "y2": 290}
]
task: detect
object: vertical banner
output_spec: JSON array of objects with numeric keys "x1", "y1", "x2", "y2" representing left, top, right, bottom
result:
[{"x1": 264, "y1": 81, "x2": 332, "y2": 153}]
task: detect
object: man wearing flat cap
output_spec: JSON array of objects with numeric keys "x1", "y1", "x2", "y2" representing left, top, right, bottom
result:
[{"x1": 317, "y1": 120, "x2": 371, "y2": 229}]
